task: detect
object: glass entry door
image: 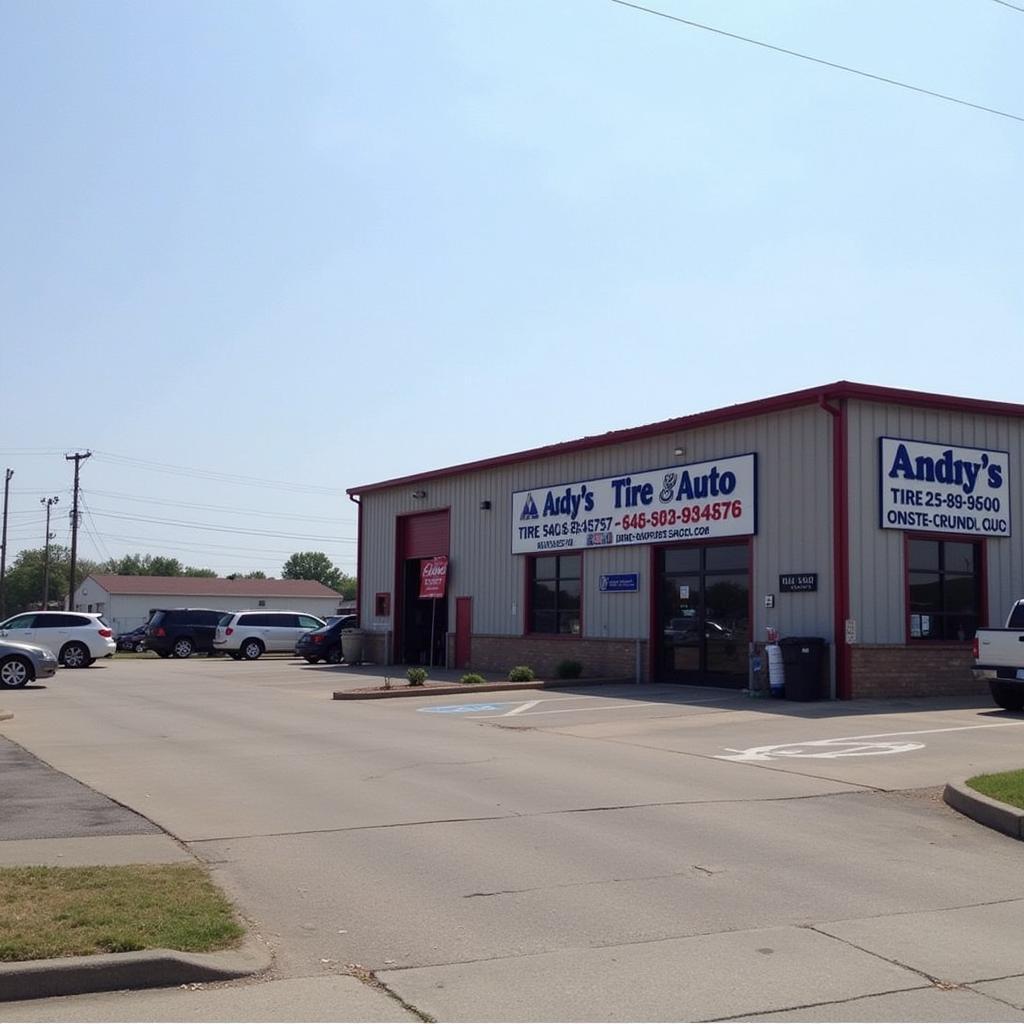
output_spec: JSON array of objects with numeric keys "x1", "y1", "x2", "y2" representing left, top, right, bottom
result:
[{"x1": 656, "y1": 543, "x2": 750, "y2": 687}]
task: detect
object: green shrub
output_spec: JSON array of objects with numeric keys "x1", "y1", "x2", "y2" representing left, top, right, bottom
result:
[
  {"x1": 406, "y1": 667, "x2": 428, "y2": 686},
  {"x1": 507, "y1": 665, "x2": 535, "y2": 682},
  {"x1": 459, "y1": 673, "x2": 486, "y2": 686},
  {"x1": 555, "y1": 659, "x2": 583, "y2": 679}
]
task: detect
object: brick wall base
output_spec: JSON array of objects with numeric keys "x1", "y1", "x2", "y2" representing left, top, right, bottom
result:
[
  {"x1": 850, "y1": 645, "x2": 982, "y2": 699},
  {"x1": 455, "y1": 634, "x2": 646, "y2": 681},
  {"x1": 359, "y1": 631, "x2": 643, "y2": 681},
  {"x1": 362, "y1": 633, "x2": 980, "y2": 700}
]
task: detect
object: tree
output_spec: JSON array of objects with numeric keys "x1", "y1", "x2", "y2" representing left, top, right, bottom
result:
[
  {"x1": 1, "y1": 547, "x2": 100, "y2": 615},
  {"x1": 226, "y1": 570, "x2": 267, "y2": 580},
  {"x1": 282, "y1": 551, "x2": 347, "y2": 593},
  {"x1": 96, "y1": 553, "x2": 217, "y2": 577},
  {"x1": 335, "y1": 572, "x2": 357, "y2": 601},
  {"x1": 101, "y1": 553, "x2": 182, "y2": 576}
]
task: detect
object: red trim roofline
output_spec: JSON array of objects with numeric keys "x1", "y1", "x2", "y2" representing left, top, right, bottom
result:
[{"x1": 348, "y1": 381, "x2": 1024, "y2": 495}]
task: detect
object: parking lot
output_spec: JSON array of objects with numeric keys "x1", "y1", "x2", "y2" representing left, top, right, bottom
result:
[{"x1": 3, "y1": 656, "x2": 1024, "y2": 1021}]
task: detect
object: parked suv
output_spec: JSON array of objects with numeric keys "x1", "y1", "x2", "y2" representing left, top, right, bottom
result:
[
  {"x1": 0, "y1": 611, "x2": 116, "y2": 668},
  {"x1": 145, "y1": 608, "x2": 226, "y2": 658},
  {"x1": 295, "y1": 615, "x2": 358, "y2": 664},
  {"x1": 213, "y1": 611, "x2": 326, "y2": 661}
]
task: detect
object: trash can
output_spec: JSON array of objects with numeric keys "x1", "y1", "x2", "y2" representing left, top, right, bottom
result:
[
  {"x1": 341, "y1": 628, "x2": 364, "y2": 665},
  {"x1": 778, "y1": 637, "x2": 827, "y2": 701}
]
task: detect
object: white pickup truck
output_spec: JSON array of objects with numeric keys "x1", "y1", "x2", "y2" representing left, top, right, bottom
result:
[{"x1": 973, "y1": 600, "x2": 1024, "y2": 710}]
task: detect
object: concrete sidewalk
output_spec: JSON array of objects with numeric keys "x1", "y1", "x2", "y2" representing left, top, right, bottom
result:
[
  {"x1": 0, "y1": 730, "x2": 413, "y2": 1018},
  {"x1": 0, "y1": 733, "x2": 270, "y2": 1001}
]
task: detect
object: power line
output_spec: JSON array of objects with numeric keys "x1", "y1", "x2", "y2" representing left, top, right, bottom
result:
[
  {"x1": 84, "y1": 531, "x2": 355, "y2": 569},
  {"x1": 610, "y1": 0, "x2": 1024, "y2": 124},
  {"x1": 78, "y1": 492, "x2": 114, "y2": 564},
  {"x1": 989, "y1": 0, "x2": 1024, "y2": 12},
  {"x1": 86, "y1": 529, "x2": 352, "y2": 560},
  {"x1": 0, "y1": 448, "x2": 69, "y2": 456},
  {"x1": 87, "y1": 507, "x2": 354, "y2": 543},
  {"x1": 83, "y1": 487, "x2": 354, "y2": 525},
  {"x1": 90, "y1": 450, "x2": 345, "y2": 496}
]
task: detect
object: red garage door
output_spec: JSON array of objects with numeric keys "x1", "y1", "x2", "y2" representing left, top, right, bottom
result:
[{"x1": 398, "y1": 510, "x2": 450, "y2": 560}]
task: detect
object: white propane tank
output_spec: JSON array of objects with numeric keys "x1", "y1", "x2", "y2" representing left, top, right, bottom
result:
[{"x1": 766, "y1": 643, "x2": 785, "y2": 697}]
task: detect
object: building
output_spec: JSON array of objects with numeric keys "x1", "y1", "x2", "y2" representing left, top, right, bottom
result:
[
  {"x1": 73, "y1": 575, "x2": 344, "y2": 634},
  {"x1": 348, "y1": 382, "x2": 1024, "y2": 700}
]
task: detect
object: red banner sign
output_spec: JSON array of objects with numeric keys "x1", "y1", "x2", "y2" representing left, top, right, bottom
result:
[{"x1": 419, "y1": 556, "x2": 448, "y2": 599}]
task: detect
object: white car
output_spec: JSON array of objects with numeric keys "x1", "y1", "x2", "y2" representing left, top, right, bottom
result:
[
  {"x1": 213, "y1": 611, "x2": 326, "y2": 661},
  {"x1": 0, "y1": 611, "x2": 117, "y2": 668}
]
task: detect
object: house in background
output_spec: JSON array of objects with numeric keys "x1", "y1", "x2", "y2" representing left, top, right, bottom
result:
[{"x1": 73, "y1": 575, "x2": 344, "y2": 633}]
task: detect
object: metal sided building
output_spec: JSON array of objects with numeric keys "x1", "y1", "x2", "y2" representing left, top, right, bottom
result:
[{"x1": 348, "y1": 382, "x2": 1024, "y2": 699}]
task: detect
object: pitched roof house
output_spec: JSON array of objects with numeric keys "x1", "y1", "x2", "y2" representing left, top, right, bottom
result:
[{"x1": 73, "y1": 575, "x2": 344, "y2": 632}]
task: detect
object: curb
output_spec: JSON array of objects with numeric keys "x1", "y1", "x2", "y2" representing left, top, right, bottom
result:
[
  {"x1": 943, "y1": 778, "x2": 1024, "y2": 840},
  {"x1": 0, "y1": 933, "x2": 271, "y2": 1003},
  {"x1": 333, "y1": 678, "x2": 634, "y2": 700},
  {"x1": 0, "y1": 709, "x2": 11, "y2": 721}
]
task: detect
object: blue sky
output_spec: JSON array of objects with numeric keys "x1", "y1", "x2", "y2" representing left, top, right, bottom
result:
[{"x1": 2, "y1": 0, "x2": 1020, "y2": 577}]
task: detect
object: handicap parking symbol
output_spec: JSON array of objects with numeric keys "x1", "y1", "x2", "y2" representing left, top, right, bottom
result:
[{"x1": 419, "y1": 702, "x2": 511, "y2": 715}]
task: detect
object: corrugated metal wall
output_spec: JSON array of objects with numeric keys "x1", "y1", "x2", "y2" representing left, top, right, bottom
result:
[
  {"x1": 359, "y1": 403, "x2": 835, "y2": 642},
  {"x1": 847, "y1": 400, "x2": 1024, "y2": 642}
]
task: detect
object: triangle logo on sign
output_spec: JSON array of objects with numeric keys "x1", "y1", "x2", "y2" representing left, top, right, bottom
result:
[{"x1": 520, "y1": 494, "x2": 539, "y2": 520}]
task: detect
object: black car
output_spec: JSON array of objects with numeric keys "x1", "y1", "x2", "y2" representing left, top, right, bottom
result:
[
  {"x1": 145, "y1": 608, "x2": 226, "y2": 659},
  {"x1": 116, "y1": 626, "x2": 148, "y2": 652},
  {"x1": 295, "y1": 615, "x2": 357, "y2": 664}
]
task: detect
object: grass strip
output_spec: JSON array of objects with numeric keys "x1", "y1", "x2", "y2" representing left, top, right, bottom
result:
[
  {"x1": 0, "y1": 863, "x2": 244, "y2": 962},
  {"x1": 966, "y1": 769, "x2": 1024, "y2": 811}
]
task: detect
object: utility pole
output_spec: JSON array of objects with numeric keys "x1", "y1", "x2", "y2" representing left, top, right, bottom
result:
[
  {"x1": 0, "y1": 468, "x2": 12, "y2": 617},
  {"x1": 40, "y1": 496, "x2": 60, "y2": 610},
  {"x1": 65, "y1": 451, "x2": 91, "y2": 611}
]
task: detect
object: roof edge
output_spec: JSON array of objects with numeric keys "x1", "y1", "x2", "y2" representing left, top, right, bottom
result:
[{"x1": 348, "y1": 380, "x2": 1024, "y2": 496}]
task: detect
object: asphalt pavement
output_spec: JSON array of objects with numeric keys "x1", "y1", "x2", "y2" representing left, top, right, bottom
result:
[{"x1": 1, "y1": 657, "x2": 1023, "y2": 1021}]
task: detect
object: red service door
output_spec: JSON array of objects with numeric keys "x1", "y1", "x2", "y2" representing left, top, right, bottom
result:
[{"x1": 454, "y1": 597, "x2": 472, "y2": 669}]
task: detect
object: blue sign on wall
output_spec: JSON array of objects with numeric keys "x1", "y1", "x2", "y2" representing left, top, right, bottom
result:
[{"x1": 599, "y1": 573, "x2": 639, "y2": 593}]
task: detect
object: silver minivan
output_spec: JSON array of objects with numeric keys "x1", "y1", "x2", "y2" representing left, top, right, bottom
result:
[{"x1": 213, "y1": 611, "x2": 326, "y2": 661}]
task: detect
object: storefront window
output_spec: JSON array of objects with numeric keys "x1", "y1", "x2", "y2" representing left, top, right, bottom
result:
[
  {"x1": 530, "y1": 555, "x2": 581, "y2": 635},
  {"x1": 908, "y1": 538, "x2": 983, "y2": 642}
]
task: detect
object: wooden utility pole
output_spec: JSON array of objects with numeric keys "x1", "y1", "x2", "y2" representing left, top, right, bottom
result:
[
  {"x1": 40, "y1": 495, "x2": 60, "y2": 609},
  {"x1": 0, "y1": 468, "x2": 12, "y2": 617},
  {"x1": 65, "y1": 451, "x2": 91, "y2": 611}
]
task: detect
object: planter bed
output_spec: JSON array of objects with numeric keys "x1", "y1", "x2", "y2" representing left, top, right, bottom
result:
[{"x1": 333, "y1": 678, "x2": 629, "y2": 700}]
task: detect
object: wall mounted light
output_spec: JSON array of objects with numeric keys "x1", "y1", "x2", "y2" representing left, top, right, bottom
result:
[
  {"x1": 411, "y1": 489, "x2": 427, "y2": 499},
  {"x1": 479, "y1": 500, "x2": 492, "y2": 510},
  {"x1": 673, "y1": 446, "x2": 686, "y2": 457}
]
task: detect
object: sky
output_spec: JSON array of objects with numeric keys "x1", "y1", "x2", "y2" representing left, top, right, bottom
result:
[{"x1": 1, "y1": 0, "x2": 1021, "y2": 578}]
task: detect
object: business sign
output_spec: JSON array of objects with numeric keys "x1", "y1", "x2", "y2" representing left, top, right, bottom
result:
[
  {"x1": 780, "y1": 573, "x2": 817, "y2": 593},
  {"x1": 879, "y1": 438, "x2": 1010, "y2": 537},
  {"x1": 512, "y1": 453, "x2": 756, "y2": 554},
  {"x1": 599, "y1": 573, "x2": 639, "y2": 593},
  {"x1": 419, "y1": 556, "x2": 448, "y2": 599}
]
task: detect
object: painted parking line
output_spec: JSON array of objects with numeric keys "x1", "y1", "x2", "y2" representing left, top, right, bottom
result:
[
  {"x1": 466, "y1": 693, "x2": 740, "y2": 719},
  {"x1": 718, "y1": 719, "x2": 1024, "y2": 762},
  {"x1": 503, "y1": 700, "x2": 542, "y2": 716}
]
